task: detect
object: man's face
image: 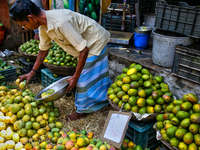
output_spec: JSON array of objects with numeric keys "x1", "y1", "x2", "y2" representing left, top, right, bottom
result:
[{"x1": 17, "y1": 17, "x2": 39, "y2": 30}]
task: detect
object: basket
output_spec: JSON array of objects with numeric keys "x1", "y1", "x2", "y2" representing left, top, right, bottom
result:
[
  {"x1": 107, "y1": 94, "x2": 159, "y2": 122},
  {"x1": 18, "y1": 47, "x2": 37, "y2": 61},
  {"x1": 43, "y1": 62, "x2": 76, "y2": 76}
]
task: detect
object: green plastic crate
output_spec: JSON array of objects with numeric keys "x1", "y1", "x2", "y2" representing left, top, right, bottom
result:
[
  {"x1": 0, "y1": 66, "x2": 17, "y2": 83},
  {"x1": 125, "y1": 120, "x2": 160, "y2": 150},
  {"x1": 41, "y1": 68, "x2": 64, "y2": 87}
]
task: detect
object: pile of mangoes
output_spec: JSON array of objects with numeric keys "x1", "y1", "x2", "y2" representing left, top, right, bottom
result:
[
  {"x1": 0, "y1": 84, "x2": 62, "y2": 150},
  {"x1": 19, "y1": 39, "x2": 40, "y2": 55},
  {"x1": 33, "y1": 128, "x2": 148, "y2": 150},
  {"x1": 44, "y1": 42, "x2": 78, "y2": 67},
  {"x1": 107, "y1": 63, "x2": 173, "y2": 114},
  {"x1": 156, "y1": 93, "x2": 200, "y2": 149}
]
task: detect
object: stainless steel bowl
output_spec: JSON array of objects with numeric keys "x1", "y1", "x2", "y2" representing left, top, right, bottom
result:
[
  {"x1": 35, "y1": 76, "x2": 71, "y2": 102},
  {"x1": 134, "y1": 26, "x2": 153, "y2": 34}
]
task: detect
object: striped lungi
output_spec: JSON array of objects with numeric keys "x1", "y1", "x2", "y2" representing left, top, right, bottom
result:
[{"x1": 75, "y1": 45, "x2": 112, "y2": 113}]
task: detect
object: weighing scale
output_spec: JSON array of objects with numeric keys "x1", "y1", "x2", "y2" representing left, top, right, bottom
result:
[
  {"x1": 107, "y1": 3, "x2": 134, "y2": 46},
  {"x1": 107, "y1": 3, "x2": 130, "y2": 12}
]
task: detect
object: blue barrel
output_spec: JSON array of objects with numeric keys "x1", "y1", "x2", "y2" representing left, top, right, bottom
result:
[{"x1": 134, "y1": 32, "x2": 151, "y2": 49}]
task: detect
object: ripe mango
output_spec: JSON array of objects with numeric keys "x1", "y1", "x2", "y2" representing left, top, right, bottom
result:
[
  {"x1": 189, "y1": 124, "x2": 199, "y2": 135},
  {"x1": 183, "y1": 132, "x2": 193, "y2": 145},
  {"x1": 178, "y1": 142, "x2": 188, "y2": 150},
  {"x1": 186, "y1": 93, "x2": 198, "y2": 104},
  {"x1": 171, "y1": 117, "x2": 180, "y2": 126},
  {"x1": 180, "y1": 118, "x2": 191, "y2": 128},
  {"x1": 192, "y1": 104, "x2": 200, "y2": 113},
  {"x1": 194, "y1": 134, "x2": 200, "y2": 146},
  {"x1": 188, "y1": 143, "x2": 198, "y2": 150},
  {"x1": 180, "y1": 102, "x2": 192, "y2": 111},
  {"x1": 175, "y1": 128, "x2": 187, "y2": 140},
  {"x1": 190, "y1": 113, "x2": 200, "y2": 124}
]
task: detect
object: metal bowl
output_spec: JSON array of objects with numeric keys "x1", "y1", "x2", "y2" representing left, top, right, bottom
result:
[
  {"x1": 35, "y1": 76, "x2": 71, "y2": 102},
  {"x1": 134, "y1": 26, "x2": 153, "y2": 34}
]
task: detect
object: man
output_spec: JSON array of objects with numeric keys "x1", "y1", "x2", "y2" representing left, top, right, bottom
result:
[{"x1": 10, "y1": 0, "x2": 112, "y2": 120}]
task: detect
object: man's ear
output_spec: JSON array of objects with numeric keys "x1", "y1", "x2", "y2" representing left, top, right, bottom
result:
[{"x1": 27, "y1": 14, "x2": 34, "y2": 21}]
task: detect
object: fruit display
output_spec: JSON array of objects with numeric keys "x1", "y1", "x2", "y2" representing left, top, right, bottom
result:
[
  {"x1": 107, "y1": 63, "x2": 173, "y2": 114},
  {"x1": 44, "y1": 42, "x2": 78, "y2": 67},
  {"x1": 19, "y1": 39, "x2": 40, "y2": 55},
  {"x1": 78, "y1": 0, "x2": 100, "y2": 22},
  {"x1": 41, "y1": 89, "x2": 55, "y2": 98},
  {"x1": 156, "y1": 93, "x2": 200, "y2": 149},
  {"x1": 32, "y1": 128, "x2": 148, "y2": 150},
  {"x1": 0, "y1": 84, "x2": 62, "y2": 149}
]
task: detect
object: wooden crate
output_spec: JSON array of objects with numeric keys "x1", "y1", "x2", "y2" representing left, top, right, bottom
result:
[{"x1": 20, "y1": 28, "x2": 34, "y2": 43}]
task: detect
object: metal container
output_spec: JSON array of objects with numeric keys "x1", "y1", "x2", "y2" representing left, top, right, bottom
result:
[
  {"x1": 35, "y1": 76, "x2": 71, "y2": 102},
  {"x1": 152, "y1": 30, "x2": 194, "y2": 68},
  {"x1": 143, "y1": 13, "x2": 156, "y2": 31}
]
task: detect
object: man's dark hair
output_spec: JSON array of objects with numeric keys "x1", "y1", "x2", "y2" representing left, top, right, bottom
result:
[{"x1": 9, "y1": 0, "x2": 41, "y2": 21}]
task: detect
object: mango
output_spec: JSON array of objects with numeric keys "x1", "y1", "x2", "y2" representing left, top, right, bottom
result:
[
  {"x1": 173, "y1": 99, "x2": 183, "y2": 105},
  {"x1": 189, "y1": 124, "x2": 199, "y2": 134},
  {"x1": 162, "y1": 94, "x2": 171, "y2": 103},
  {"x1": 175, "y1": 128, "x2": 187, "y2": 140},
  {"x1": 176, "y1": 111, "x2": 190, "y2": 120},
  {"x1": 183, "y1": 132, "x2": 193, "y2": 145},
  {"x1": 190, "y1": 113, "x2": 200, "y2": 124},
  {"x1": 178, "y1": 142, "x2": 188, "y2": 150},
  {"x1": 172, "y1": 105, "x2": 181, "y2": 115},
  {"x1": 186, "y1": 93, "x2": 198, "y2": 104},
  {"x1": 170, "y1": 137, "x2": 180, "y2": 148},
  {"x1": 192, "y1": 104, "x2": 200, "y2": 113},
  {"x1": 162, "y1": 133, "x2": 170, "y2": 142},
  {"x1": 180, "y1": 118, "x2": 191, "y2": 128},
  {"x1": 188, "y1": 143, "x2": 198, "y2": 150},
  {"x1": 167, "y1": 126, "x2": 177, "y2": 138},
  {"x1": 180, "y1": 102, "x2": 192, "y2": 111},
  {"x1": 156, "y1": 97, "x2": 165, "y2": 105},
  {"x1": 171, "y1": 117, "x2": 180, "y2": 126},
  {"x1": 194, "y1": 134, "x2": 200, "y2": 146}
]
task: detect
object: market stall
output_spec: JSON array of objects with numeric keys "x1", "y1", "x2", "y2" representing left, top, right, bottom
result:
[{"x1": 0, "y1": 0, "x2": 200, "y2": 150}]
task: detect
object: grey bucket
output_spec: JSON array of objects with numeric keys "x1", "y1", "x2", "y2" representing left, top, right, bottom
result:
[{"x1": 152, "y1": 30, "x2": 194, "y2": 68}]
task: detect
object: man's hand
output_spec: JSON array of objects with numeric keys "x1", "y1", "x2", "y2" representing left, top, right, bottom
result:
[
  {"x1": 65, "y1": 75, "x2": 79, "y2": 93},
  {"x1": 65, "y1": 47, "x2": 89, "y2": 93},
  {"x1": 19, "y1": 71, "x2": 35, "y2": 85}
]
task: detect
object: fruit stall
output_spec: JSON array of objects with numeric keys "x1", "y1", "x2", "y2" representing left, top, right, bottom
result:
[{"x1": 0, "y1": 0, "x2": 200, "y2": 150}]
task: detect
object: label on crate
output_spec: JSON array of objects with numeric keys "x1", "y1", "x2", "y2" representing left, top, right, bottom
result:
[{"x1": 100, "y1": 110, "x2": 131, "y2": 148}]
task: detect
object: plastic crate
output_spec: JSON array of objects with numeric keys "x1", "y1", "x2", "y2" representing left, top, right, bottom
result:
[
  {"x1": 155, "y1": 1, "x2": 200, "y2": 38},
  {"x1": 101, "y1": 14, "x2": 136, "y2": 32},
  {"x1": 19, "y1": 58, "x2": 45, "y2": 83},
  {"x1": 172, "y1": 43, "x2": 200, "y2": 84},
  {"x1": 125, "y1": 120, "x2": 160, "y2": 150},
  {"x1": 41, "y1": 68, "x2": 64, "y2": 87},
  {"x1": 0, "y1": 66, "x2": 17, "y2": 83}
]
